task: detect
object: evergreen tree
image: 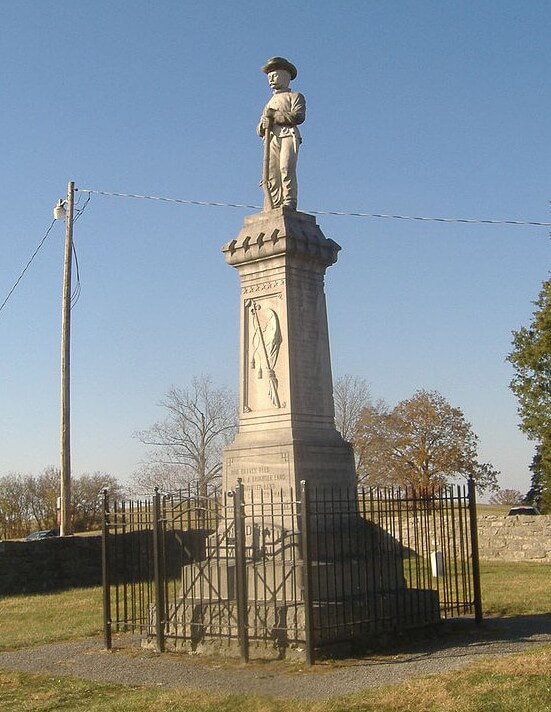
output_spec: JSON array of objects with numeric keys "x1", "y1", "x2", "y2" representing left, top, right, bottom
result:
[
  {"x1": 508, "y1": 277, "x2": 551, "y2": 512},
  {"x1": 524, "y1": 445, "x2": 549, "y2": 511}
]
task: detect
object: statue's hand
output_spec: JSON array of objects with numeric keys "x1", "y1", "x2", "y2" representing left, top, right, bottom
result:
[{"x1": 258, "y1": 107, "x2": 276, "y2": 137}]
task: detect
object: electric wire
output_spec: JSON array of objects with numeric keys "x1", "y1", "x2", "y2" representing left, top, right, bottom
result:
[
  {"x1": 76, "y1": 187, "x2": 551, "y2": 228},
  {"x1": 70, "y1": 243, "x2": 81, "y2": 309},
  {"x1": 73, "y1": 192, "x2": 91, "y2": 224},
  {"x1": 77, "y1": 188, "x2": 261, "y2": 213},
  {"x1": 1, "y1": 193, "x2": 91, "y2": 316},
  {"x1": 2, "y1": 183, "x2": 547, "y2": 320},
  {"x1": 70, "y1": 194, "x2": 90, "y2": 308},
  {"x1": 0, "y1": 219, "x2": 57, "y2": 316}
]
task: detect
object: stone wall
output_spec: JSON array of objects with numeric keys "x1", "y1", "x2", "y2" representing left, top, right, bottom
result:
[
  {"x1": 0, "y1": 529, "x2": 207, "y2": 596},
  {"x1": 371, "y1": 512, "x2": 550, "y2": 565},
  {"x1": 2, "y1": 516, "x2": 547, "y2": 597},
  {"x1": 0, "y1": 535, "x2": 102, "y2": 595},
  {"x1": 477, "y1": 514, "x2": 551, "y2": 562}
]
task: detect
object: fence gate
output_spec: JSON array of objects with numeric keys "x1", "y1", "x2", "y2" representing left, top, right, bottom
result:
[{"x1": 102, "y1": 479, "x2": 482, "y2": 663}]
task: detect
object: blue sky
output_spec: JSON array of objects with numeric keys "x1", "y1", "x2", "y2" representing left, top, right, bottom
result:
[{"x1": 1, "y1": 1, "x2": 549, "y2": 496}]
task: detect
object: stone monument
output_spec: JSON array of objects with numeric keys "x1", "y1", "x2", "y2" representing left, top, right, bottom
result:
[
  {"x1": 222, "y1": 57, "x2": 356, "y2": 497},
  {"x1": 161, "y1": 60, "x2": 430, "y2": 659}
]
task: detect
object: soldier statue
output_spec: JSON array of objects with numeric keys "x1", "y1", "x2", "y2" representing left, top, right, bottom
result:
[{"x1": 257, "y1": 57, "x2": 306, "y2": 211}]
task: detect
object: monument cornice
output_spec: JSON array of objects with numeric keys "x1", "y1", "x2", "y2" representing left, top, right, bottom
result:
[{"x1": 222, "y1": 207, "x2": 341, "y2": 269}]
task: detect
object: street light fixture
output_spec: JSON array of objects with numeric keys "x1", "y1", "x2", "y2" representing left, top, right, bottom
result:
[{"x1": 53, "y1": 199, "x2": 67, "y2": 221}]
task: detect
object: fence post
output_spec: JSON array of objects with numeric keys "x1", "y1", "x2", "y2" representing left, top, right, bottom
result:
[
  {"x1": 233, "y1": 479, "x2": 249, "y2": 663},
  {"x1": 101, "y1": 488, "x2": 112, "y2": 650},
  {"x1": 467, "y1": 476, "x2": 483, "y2": 626},
  {"x1": 300, "y1": 480, "x2": 315, "y2": 666},
  {"x1": 152, "y1": 487, "x2": 166, "y2": 652}
]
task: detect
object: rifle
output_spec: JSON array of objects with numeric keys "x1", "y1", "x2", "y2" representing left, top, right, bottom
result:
[
  {"x1": 251, "y1": 301, "x2": 281, "y2": 408},
  {"x1": 262, "y1": 110, "x2": 275, "y2": 211}
]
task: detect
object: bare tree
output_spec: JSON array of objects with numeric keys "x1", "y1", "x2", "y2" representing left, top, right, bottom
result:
[
  {"x1": 0, "y1": 468, "x2": 124, "y2": 537},
  {"x1": 72, "y1": 472, "x2": 124, "y2": 532},
  {"x1": 28, "y1": 467, "x2": 59, "y2": 530},
  {"x1": 0, "y1": 473, "x2": 32, "y2": 538},
  {"x1": 333, "y1": 374, "x2": 372, "y2": 442},
  {"x1": 489, "y1": 488, "x2": 524, "y2": 506},
  {"x1": 132, "y1": 375, "x2": 238, "y2": 497}
]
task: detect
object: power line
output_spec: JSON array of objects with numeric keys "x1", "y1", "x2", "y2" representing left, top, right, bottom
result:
[
  {"x1": 77, "y1": 187, "x2": 551, "y2": 228},
  {"x1": 70, "y1": 243, "x2": 81, "y2": 309},
  {"x1": 77, "y1": 188, "x2": 261, "y2": 212},
  {"x1": 73, "y1": 192, "x2": 91, "y2": 224},
  {"x1": 2, "y1": 185, "x2": 547, "y2": 319},
  {"x1": 0, "y1": 219, "x2": 57, "y2": 316},
  {"x1": 1, "y1": 194, "x2": 91, "y2": 317},
  {"x1": 70, "y1": 193, "x2": 90, "y2": 309}
]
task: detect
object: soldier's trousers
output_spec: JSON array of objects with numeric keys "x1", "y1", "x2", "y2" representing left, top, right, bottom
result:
[{"x1": 266, "y1": 135, "x2": 299, "y2": 210}]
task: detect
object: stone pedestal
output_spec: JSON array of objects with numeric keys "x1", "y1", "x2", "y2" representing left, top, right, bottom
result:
[
  {"x1": 222, "y1": 207, "x2": 356, "y2": 495},
  {"x1": 153, "y1": 209, "x2": 438, "y2": 662}
]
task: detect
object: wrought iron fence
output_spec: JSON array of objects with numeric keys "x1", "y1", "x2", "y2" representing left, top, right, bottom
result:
[{"x1": 102, "y1": 479, "x2": 481, "y2": 664}]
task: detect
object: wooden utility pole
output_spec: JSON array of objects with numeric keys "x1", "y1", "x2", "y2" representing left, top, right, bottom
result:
[{"x1": 60, "y1": 181, "x2": 74, "y2": 536}]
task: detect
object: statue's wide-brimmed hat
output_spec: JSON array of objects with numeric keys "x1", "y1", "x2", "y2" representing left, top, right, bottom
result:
[{"x1": 262, "y1": 56, "x2": 297, "y2": 80}]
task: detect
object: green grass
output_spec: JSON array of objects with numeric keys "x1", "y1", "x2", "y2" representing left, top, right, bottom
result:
[
  {"x1": 0, "y1": 670, "x2": 244, "y2": 712},
  {"x1": 0, "y1": 563, "x2": 550, "y2": 709},
  {"x1": 480, "y1": 561, "x2": 551, "y2": 616},
  {"x1": 1, "y1": 562, "x2": 548, "y2": 652},
  {"x1": 1, "y1": 646, "x2": 550, "y2": 711},
  {"x1": 476, "y1": 504, "x2": 511, "y2": 516},
  {"x1": 0, "y1": 587, "x2": 104, "y2": 651}
]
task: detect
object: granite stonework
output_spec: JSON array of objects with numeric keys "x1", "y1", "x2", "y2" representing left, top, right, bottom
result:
[
  {"x1": 477, "y1": 514, "x2": 551, "y2": 562},
  {"x1": 159, "y1": 208, "x2": 440, "y2": 660},
  {"x1": 222, "y1": 207, "x2": 356, "y2": 496}
]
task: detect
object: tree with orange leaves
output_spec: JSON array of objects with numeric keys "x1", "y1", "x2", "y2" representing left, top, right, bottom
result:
[{"x1": 354, "y1": 389, "x2": 499, "y2": 494}]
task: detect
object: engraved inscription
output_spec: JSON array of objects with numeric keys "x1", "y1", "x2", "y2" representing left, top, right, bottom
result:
[{"x1": 226, "y1": 451, "x2": 291, "y2": 492}]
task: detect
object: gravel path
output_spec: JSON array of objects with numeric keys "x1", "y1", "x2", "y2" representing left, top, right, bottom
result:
[{"x1": 1, "y1": 616, "x2": 550, "y2": 701}]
